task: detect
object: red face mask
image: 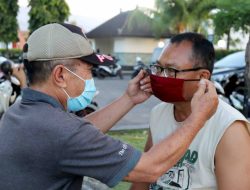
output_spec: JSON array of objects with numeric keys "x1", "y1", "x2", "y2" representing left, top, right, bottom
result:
[{"x1": 150, "y1": 74, "x2": 199, "y2": 103}]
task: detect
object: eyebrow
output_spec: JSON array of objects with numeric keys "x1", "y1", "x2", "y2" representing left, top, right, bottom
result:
[{"x1": 156, "y1": 60, "x2": 178, "y2": 69}]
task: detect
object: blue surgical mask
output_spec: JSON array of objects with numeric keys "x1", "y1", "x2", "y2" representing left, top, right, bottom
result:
[{"x1": 62, "y1": 67, "x2": 96, "y2": 112}]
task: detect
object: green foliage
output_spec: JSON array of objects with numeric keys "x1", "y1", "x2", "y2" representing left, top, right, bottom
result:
[
  {"x1": 214, "y1": 0, "x2": 250, "y2": 37},
  {"x1": 153, "y1": 0, "x2": 217, "y2": 34},
  {"x1": 0, "y1": 48, "x2": 22, "y2": 62},
  {"x1": 28, "y1": 0, "x2": 70, "y2": 33},
  {"x1": 126, "y1": 8, "x2": 152, "y2": 33},
  {"x1": 108, "y1": 129, "x2": 148, "y2": 151},
  {"x1": 212, "y1": 0, "x2": 250, "y2": 50},
  {"x1": 0, "y1": 0, "x2": 19, "y2": 46},
  {"x1": 108, "y1": 129, "x2": 148, "y2": 190}
]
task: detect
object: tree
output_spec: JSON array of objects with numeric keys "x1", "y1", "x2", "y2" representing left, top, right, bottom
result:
[
  {"x1": 0, "y1": 0, "x2": 19, "y2": 54},
  {"x1": 28, "y1": 0, "x2": 70, "y2": 33},
  {"x1": 213, "y1": 0, "x2": 250, "y2": 50},
  {"x1": 153, "y1": 0, "x2": 217, "y2": 34}
]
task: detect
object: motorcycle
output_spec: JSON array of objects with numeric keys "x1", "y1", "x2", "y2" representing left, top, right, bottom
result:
[
  {"x1": 131, "y1": 57, "x2": 150, "y2": 79},
  {"x1": 213, "y1": 73, "x2": 250, "y2": 117},
  {"x1": 95, "y1": 57, "x2": 123, "y2": 79}
]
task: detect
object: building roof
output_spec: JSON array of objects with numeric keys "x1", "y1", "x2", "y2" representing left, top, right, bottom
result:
[{"x1": 86, "y1": 10, "x2": 172, "y2": 38}]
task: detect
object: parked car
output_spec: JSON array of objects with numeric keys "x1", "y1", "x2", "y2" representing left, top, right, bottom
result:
[
  {"x1": 212, "y1": 51, "x2": 245, "y2": 83},
  {"x1": 211, "y1": 51, "x2": 250, "y2": 116}
]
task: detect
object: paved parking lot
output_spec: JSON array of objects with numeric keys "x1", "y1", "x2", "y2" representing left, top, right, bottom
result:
[{"x1": 93, "y1": 75, "x2": 160, "y2": 130}]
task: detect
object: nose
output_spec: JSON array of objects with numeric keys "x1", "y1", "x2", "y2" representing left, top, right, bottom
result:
[{"x1": 160, "y1": 71, "x2": 168, "y2": 77}]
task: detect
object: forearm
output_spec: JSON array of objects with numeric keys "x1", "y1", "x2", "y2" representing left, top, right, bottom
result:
[
  {"x1": 146, "y1": 115, "x2": 205, "y2": 175},
  {"x1": 126, "y1": 115, "x2": 205, "y2": 182},
  {"x1": 85, "y1": 93, "x2": 135, "y2": 133},
  {"x1": 130, "y1": 182, "x2": 150, "y2": 190}
]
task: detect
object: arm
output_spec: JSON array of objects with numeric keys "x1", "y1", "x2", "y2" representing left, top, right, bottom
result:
[
  {"x1": 215, "y1": 121, "x2": 250, "y2": 190},
  {"x1": 85, "y1": 70, "x2": 151, "y2": 133},
  {"x1": 124, "y1": 79, "x2": 218, "y2": 183},
  {"x1": 130, "y1": 131, "x2": 153, "y2": 190}
]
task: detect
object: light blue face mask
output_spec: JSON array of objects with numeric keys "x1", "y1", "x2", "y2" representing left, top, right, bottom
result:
[{"x1": 62, "y1": 67, "x2": 96, "y2": 112}]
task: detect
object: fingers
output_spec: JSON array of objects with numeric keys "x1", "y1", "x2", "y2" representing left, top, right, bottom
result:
[
  {"x1": 193, "y1": 79, "x2": 207, "y2": 98},
  {"x1": 140, "y1": 84, "x2": 152, "y2": 94},
  {"x1": 191, "y1": 79, "x2": 218, "y2": 122},
  {"x1": 140, "y1": 83, "x2": 151, "y2": 90},
  {"x1": 140, "y1": 74, "x2": 150, "y2": 85},
  {"x1": 140, "y1": 73, "x2": 152, "y2": 92},
  {"x1": 206, "y1": 80, "x2": 217, "y2": 97},
  {"x1": 131, "y1": 70, "x2": 145, "y2": 83}
]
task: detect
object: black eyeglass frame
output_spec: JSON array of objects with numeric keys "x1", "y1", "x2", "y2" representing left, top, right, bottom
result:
[{"x1": 150, "y1": 61, "x2": 207, "y2": 78}]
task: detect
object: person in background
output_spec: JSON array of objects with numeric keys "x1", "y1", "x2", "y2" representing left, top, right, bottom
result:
[{"x1": 0, "y1": 60, "x2": 26, "y2": 117}]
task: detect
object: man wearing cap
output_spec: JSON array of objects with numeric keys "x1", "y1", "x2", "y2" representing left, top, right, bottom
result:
[{"x1": 0, "y1": 23, "x2": 218, "y2": 190}]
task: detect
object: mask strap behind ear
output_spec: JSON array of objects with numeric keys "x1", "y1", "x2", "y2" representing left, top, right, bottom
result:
[{"x1": 63, "y1": 67, "x2": 85, "y2": 81}]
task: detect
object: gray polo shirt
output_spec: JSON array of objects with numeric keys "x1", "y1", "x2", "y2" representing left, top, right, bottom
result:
[{"x1": 0, "y1": 88, "x2": 141, "y2": 190}]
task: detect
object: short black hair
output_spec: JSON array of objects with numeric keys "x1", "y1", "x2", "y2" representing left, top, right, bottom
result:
[
  {"x1": 24, "y1": 59, "x2": 76, "y2": 85},
  {"x1": 170, "y1": 32, "x2": 215, "y2": 73}
]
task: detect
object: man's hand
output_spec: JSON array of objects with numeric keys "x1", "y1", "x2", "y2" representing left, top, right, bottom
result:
[
  {"x1": 125, "y1": 70, "x2": 152, "y2": 105},
  {"x1": 191, "y1": 79, "x2": 218, "y2": 122},
  {"x1": 12, "y1": 64, "x2": 27, "y2": 88}
]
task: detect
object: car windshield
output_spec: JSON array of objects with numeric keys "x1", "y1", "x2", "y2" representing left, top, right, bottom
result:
[{"x1": 214, "y1": 51, "x2": 245, "y2": 68}]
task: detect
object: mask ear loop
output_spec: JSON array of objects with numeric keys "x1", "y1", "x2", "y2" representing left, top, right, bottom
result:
[
  {"x1": 63, "y1": 66, "x2": 87, "y2": 94},
  {"x1": 63, "y1": 66, "x2": 85, "y2": 82},
  {"x1": 62, "y1": 88, "x2": 71, "y2": 99}
]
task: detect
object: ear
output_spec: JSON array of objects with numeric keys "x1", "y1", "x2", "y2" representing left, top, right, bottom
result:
[
  {"x1": 51, "y1": 65, "x2": 68, "y2": 88},
  {"x1": 200, "y1": 70, "x2": 211, "y2": 80}
]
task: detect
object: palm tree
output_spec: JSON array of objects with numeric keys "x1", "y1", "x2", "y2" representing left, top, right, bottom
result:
[{"x1": 153, "y1": 0, "x2": 217, "y2": 34}]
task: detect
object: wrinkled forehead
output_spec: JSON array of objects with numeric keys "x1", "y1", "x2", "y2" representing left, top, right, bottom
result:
[{"x1": 158, "y1": 41, "x2": 194, "y2": 68}]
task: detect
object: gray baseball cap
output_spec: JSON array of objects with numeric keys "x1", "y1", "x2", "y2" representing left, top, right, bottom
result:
[{"x1": 23, "y1": 23, "x2": 114, "y2": 66}]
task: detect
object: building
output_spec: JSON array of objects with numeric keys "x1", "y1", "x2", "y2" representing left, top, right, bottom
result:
[
  {"x1": 86, "y1": 10, "x2": 172, "y2": 66},
  {"x1": 0, "y1": 30, "x2": 28, "y2": 50}
]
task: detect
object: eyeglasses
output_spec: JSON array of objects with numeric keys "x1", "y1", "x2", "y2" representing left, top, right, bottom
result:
[{"x1": 150, "y1": 63, "x2": 205, "y2": 78}]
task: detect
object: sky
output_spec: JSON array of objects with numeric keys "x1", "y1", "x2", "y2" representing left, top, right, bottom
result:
[{"x1": 17, "y1": 0, "x2": 155, "y2": 32}]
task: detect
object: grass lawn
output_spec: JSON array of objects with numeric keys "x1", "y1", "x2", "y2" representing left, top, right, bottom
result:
[{"x1": 108, "y1": 129, "x2": 149, "y2": 190}]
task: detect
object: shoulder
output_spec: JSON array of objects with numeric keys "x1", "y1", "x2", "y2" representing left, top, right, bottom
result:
[
  {"x1": 214, "y1": 120, "x2": 250, "y2": 189},
  {"x1": 215, "y1": 120, "x2": 250, "y2": 169},
  {"x1": 151, "y1": 102, "x2": 172, "y2": 115},
  {"x1": 51, "y1": 109, "x2": 98, "y2": 136},
  {"x1": 217, "y1": 120, "x2": 250, "y2": 152},
  {"x1": 215, "y1": 99, "x2": 245, "y2": 119},
  {"x1": 209, "y1": 99, "x2": 247, "y2": 127},
  {"x1": 201, "y1": 100, "x2": 249, "y2": 160},
  {"x1": 26, "y1": 104, "x2": 99, "y2": 142}
]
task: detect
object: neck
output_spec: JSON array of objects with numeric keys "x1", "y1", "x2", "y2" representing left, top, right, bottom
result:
[
  {"x1": 30, "y1": 82, "x2": 67, "y2": 110},
  {"x1": 173, "y1": 101, "x2": 191, "y2": 122}
]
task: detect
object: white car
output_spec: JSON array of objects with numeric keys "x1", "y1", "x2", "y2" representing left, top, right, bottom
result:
[{"x1": 212, "y1": 51, "x2": 245, "y2": 82}]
